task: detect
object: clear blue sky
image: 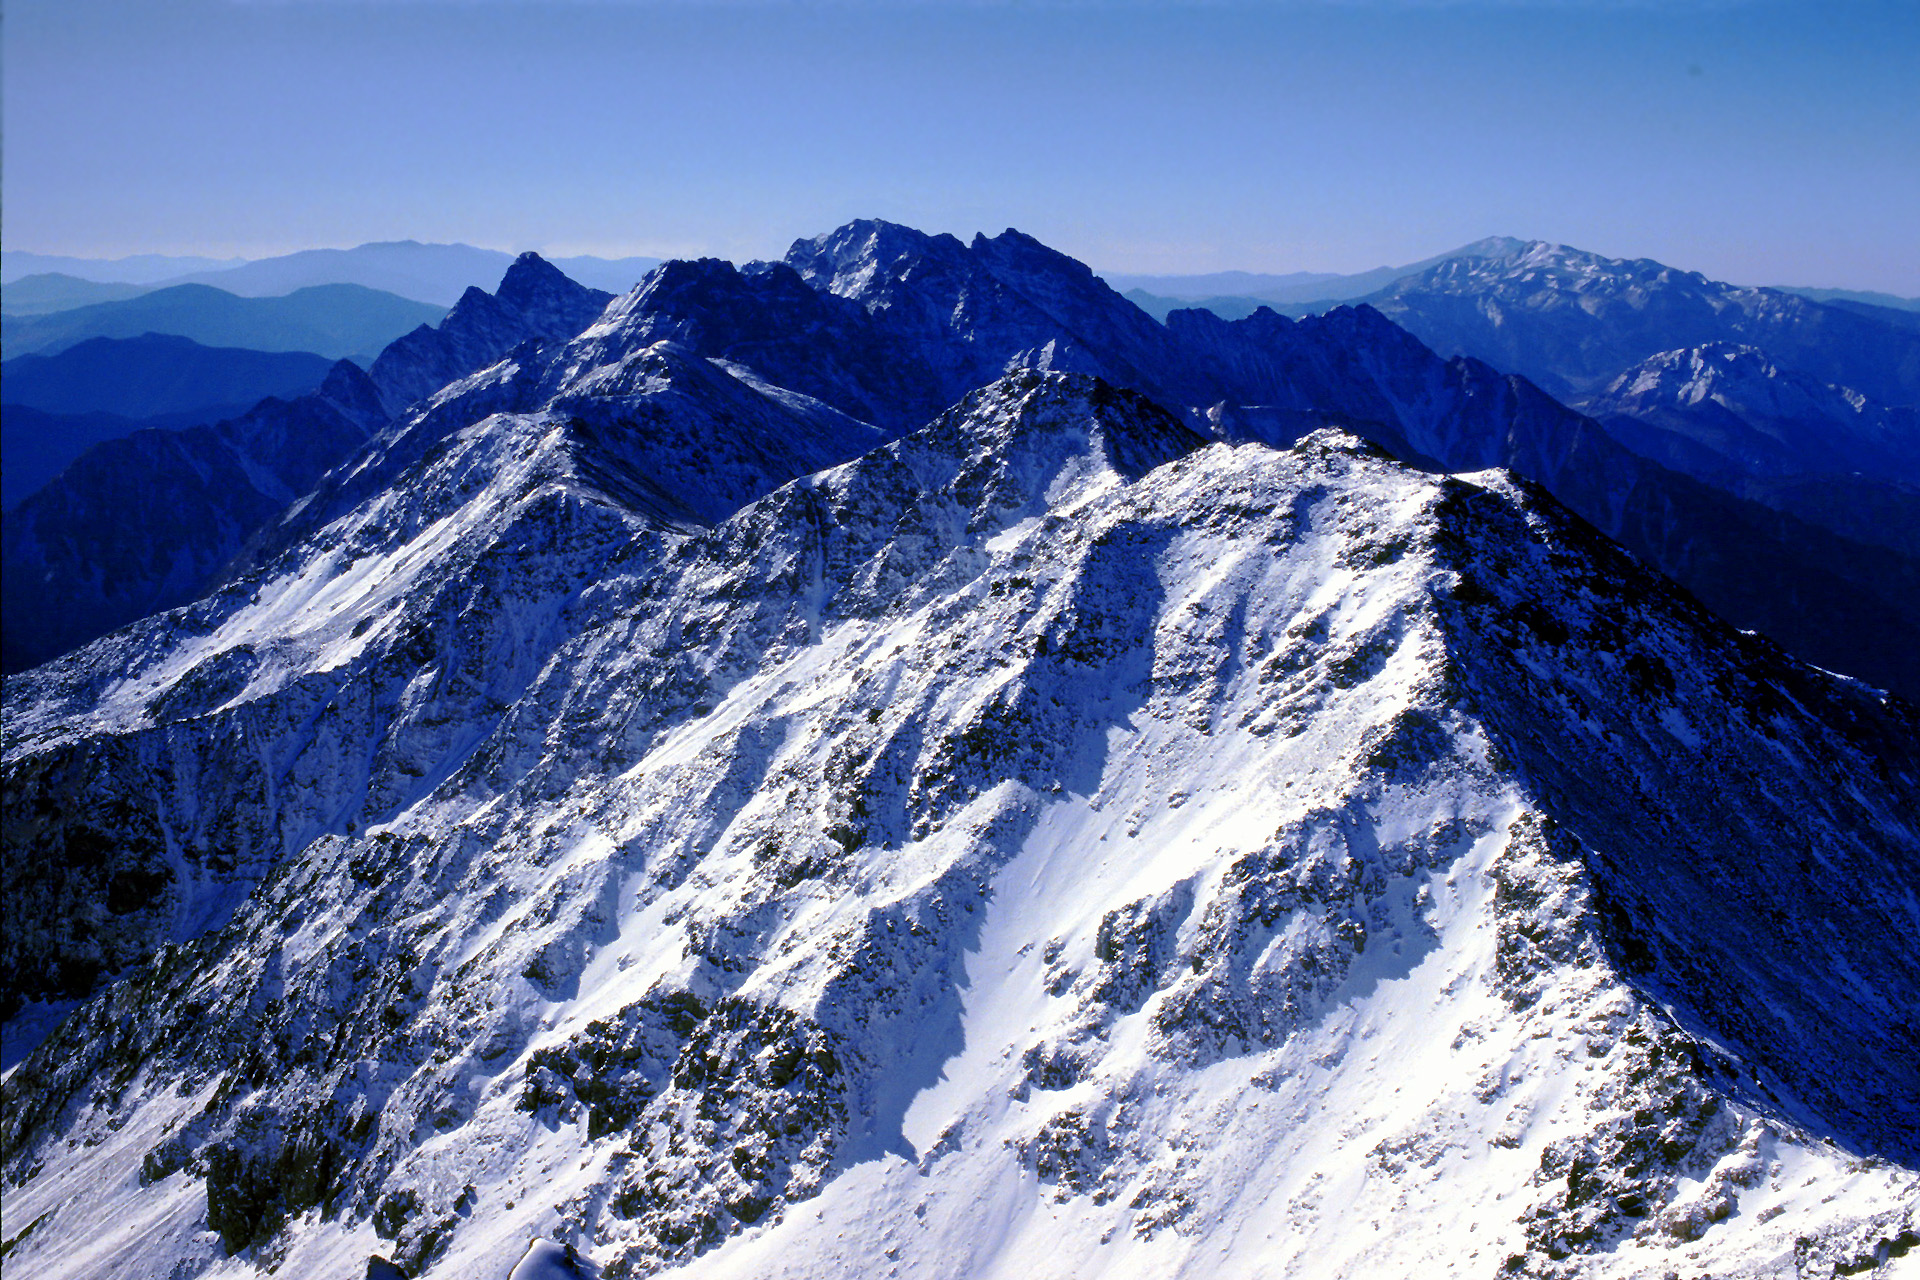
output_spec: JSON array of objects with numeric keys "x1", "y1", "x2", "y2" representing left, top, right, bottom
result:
[{"x1": 5, "y1": 0, "x2": 1916, "y2": 292}]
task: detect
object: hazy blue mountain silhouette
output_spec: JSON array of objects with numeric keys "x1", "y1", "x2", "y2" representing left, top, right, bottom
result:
[
  {"x1": 2, "y1": 335, "x2": 336, "y2": 507},
  {"x1": 3, "y1": 255, "x2": 616, "y2": 671},
  {"x1": 1, "y1": 274, "x2": 152, "y2": 316},
  {"x1": 3, "y1": 334, "x2": 334, "y2": 419},
  {"x1": 1, "y1": 284, "x2": 446, "y2": 362},
  {"x1": 0, "y1": 250, "x2": 246, "y2": 286},
  {"x1": 162, "y1": 240, "x2": 661, "y2": 306}
]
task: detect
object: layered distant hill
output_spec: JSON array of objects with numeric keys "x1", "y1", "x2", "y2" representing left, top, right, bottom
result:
[
  {"x1": 1773, "y1": 285, "x2": 1920, "y2": 314},
  {"x1": 1, "y1": 274, "x2": 155, "y2": 316},
  {"x1": 2, "y1": 254, "x2": 615, "y2": 670},
  {"x1": 4, "y1": 241, "x2": 663, "y2": 309},
  {"x1": 0, "y1": 251, "x2": 246, "y2": 286},
  {"x1": 1, "y1": 283, "x2": 446, "y2": 362},
  {"x1": 161, "y1": 241, "x2": 661, "y2": 304},
  {"x1": 2, "y1": 334, "x2": 335, "y2": 420}
]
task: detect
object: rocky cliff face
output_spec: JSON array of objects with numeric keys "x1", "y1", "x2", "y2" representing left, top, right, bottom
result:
[{"x1": 3, "y1": 372, "x2": 1915, "y2": 1280}]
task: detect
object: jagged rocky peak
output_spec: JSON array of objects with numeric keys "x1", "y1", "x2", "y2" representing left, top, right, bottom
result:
[
  {"x1": 368, "y1": 253, "x2": 615, "y2": 413},
  {"x1": 315, "y1": 355, "x2": 390, "y2": 418},
  {"x1": 968, "y1": 225, "x2": 1108, "y2": 290},
  {"x1": 579, "y1": 255, "x2": 838, "y2": 361},
  {"x1": 495, "y1": 250, "x2": 617, "y2": 330},
  {"x1": 784, "y1": 217, "x2": 973, "y2": 306},
  {"x1": 875, "y1": 371, "x2": 1208, "y2": 516}
]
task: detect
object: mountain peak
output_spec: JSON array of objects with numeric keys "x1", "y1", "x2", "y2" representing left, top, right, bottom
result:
[
  {"x1": 1452, "y1": 234, "x2": 1532, "y2": 261},
  {"x1": 495, "y1": 251, "x2": 589, "y2": 311},
  {"x1": 923, "y1": 369, "x2": 1206, "y2": 488},
  {"x1": 785, "y1": 219, "x2": 971, "y2": 302}
]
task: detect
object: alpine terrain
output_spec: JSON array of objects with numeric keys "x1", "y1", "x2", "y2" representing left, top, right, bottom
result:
[{"x1": 2, "y1": 221, "x2": 1916, "y2": 1280}]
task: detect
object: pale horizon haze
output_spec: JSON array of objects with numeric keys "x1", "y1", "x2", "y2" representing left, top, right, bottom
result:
[{"x1": 4, "y1": 0, "x2": 1916, "y2": 293}]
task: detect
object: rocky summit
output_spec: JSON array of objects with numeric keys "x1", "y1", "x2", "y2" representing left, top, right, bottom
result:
[{"x1": 2, "y1": 222, "x2": 1917, "y2": 1280}]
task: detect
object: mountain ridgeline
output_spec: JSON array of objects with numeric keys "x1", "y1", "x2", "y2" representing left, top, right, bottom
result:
[{"x1": 1, "y1": 221, "x2": 1916, "y2": 1280}]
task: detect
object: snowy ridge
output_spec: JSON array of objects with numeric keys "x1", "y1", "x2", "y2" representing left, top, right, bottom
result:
[{"x1": 4, "y1": 372, "x2": 1916, "y2": 1280}]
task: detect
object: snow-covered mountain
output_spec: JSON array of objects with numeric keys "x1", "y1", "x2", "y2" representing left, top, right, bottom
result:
[
  {"x1": 4, "y1": 365, "x2": 1916, "y2": 1280},
  {"x1": 1104, "y1": 236, "x2": 1530, "y2": 311},
  {"x1": 1355, "y1": 240, "x2": 1920, "y2": 408}
]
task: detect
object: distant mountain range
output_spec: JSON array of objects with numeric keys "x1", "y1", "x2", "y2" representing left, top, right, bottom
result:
[
  {"x1": 8, "y1": 225, "x2": 1917, "y2": 699},
  {"x1": 1353, "y1": 241, "x2": 1920, "y2": 408},
  {"x1": 1, "y1": 336, "x2": 338, "y2": 508},
  {"x1": 2, "y1": 241, "x2": 663, "y2": 308},
  {"x1": 12, "y1": 221, "x2": 1917, "y2": 707},
  {"x1": 1108, "y1": 242, "x2": 1920, "y2": 322},
  {"x1": 1, "y1": 283, "x2": 446, "y2": 362},
  {"x1": 2, "y1": 334, "x2": 336, "y2": 420},
  {"x1": 1, "y1": 274, "x2": 155, "y2": 316},
  {"x1": 1774, "y1": 286, "x2": 1920, "y2": 313},
  {"x1": 1, "y1": 359, "x2": 392, "y2": 678},
  {"x1": 1103, "y1": 236, "x2": 1529, "y2": 306},
  {"x1": 0, "y1": 251, "x2": 247, "y2": 286},
  {"x1": 2, "y1": 407, "x2": 259, "y2": 511}
]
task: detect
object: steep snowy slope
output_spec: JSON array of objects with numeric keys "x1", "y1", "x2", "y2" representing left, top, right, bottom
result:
[{"x1": 4, "y1": 373, "x2": 1914, "y2": 1280}]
